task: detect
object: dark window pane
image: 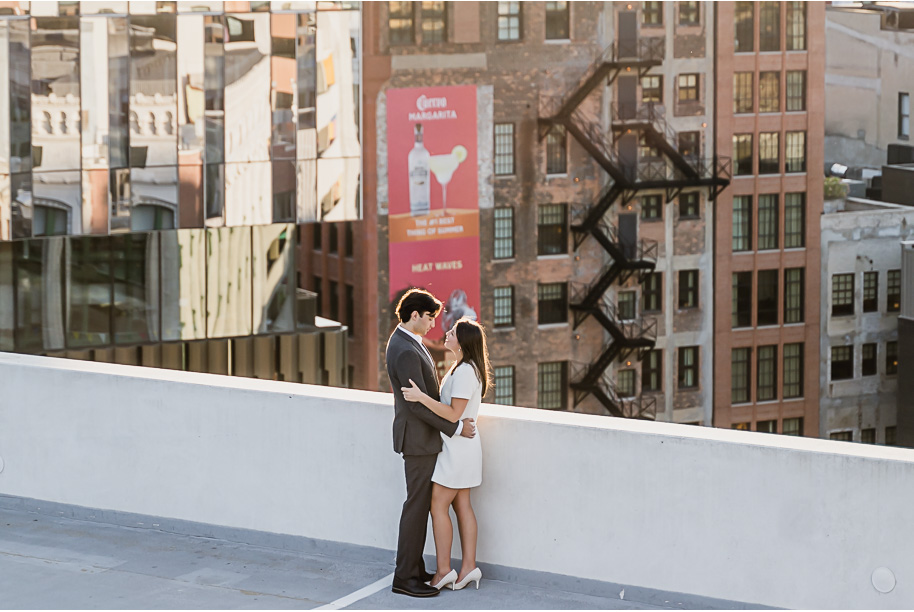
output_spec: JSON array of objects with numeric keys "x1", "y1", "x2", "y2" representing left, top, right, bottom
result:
[
  {"x1": 831, "y1": 345, "x2": 853, "y2": 381},
  {"x1": 538, "y1": 361, "x2": 567, "y2": 409},
  {"x1": 784, "y1": 268, "x2": 804, "y2": 324},
  {"x1": 758, "y1": 133, "x2": 779, "y2": 175},
  {"x1": 733, "y1": 134, "x2": 753, "y2": 175},
  {"x1": 678, "y1": 346, "x2": 698, "y2": 389},
  {"x1": 643, "y1": 349, "x2": 662, "y2": 392},
  {"x1": 733, "y1": 195, "x2": 752, "y2": 251},
  {"x1": 546, "y1": 125, "x2": 567, "y2": 174},
  {"x1": 641, "y1": 194, "x2": 662, "y2": 220},
  {"x1": 735, "y1": 1, "x2": 754, "y2": 52},
  {"x1": 758, "y1": 193, "x2": 778, "y2": 249},
  {"x1": 734, "y1": 72, "x2": 753, "y2": 113},
  {"x1": 732, "y1": 347, "x2": 750, "y2": 404},
  {"x1": 862, "y1": 343, "x2": 877, "y2": 376},
  {"x1": 732, "y1": 271, "x2": 752, "y2": 328},
  {"x1": 643, "y1": 272, "x2": 662, "y2": 312},
  {"x1": 887, "y1": 269, "x2": 901, "y2": 312},
  {"x1": 832, "y1": 273, "x2": 854, "y2": 317},
  {"x1": 783, "y1": 343, "x2": 804, "y2": 398},
  {"x1": 678, "y1": 269, "x2": 698, "y2": 309},
  {"x1": 784, "y1": 193, "x2": 805, "y2": 248},
  {"x1": 757, "y1": 269, "x2": 778, "y2": 326},
  {"x1": 537, "y1": 204, "x2": 567, "y2": 255},
  {"x1": 680, "y1": 192, "x2": 699, "y2": 218},
  {"x1": 389, "y1": 1, "x2": 415, "y2": 45},
  {"x1": 759, "y1": 2, "x2": 780, "y2": 51},
  {"x1": 863, "y1": 271, "x2": 878, "y2": 313},
  {"x1": 757, "y1": 344, "x2": 777, "y2": 401},
  {"x1": 545, "y1": 1, "x2": 569, "y2": 39},
  {"x1": 538, "y1": 282, "x2": 567, "y2": 324},
  {"x1": 759, "y1": 71, "x2": 780, "y2": 113}
]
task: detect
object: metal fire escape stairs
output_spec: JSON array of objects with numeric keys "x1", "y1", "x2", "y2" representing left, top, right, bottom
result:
[{"x1": 537, "y1": 39, "x2": 731, "y2": 420}]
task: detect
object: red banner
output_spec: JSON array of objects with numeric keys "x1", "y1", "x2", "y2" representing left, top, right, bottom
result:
[{"x1": 387, "y1": 85, "x2": 479, "y2": 348}]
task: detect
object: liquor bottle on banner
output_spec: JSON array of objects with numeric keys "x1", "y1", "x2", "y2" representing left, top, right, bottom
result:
[{"x1": 408, "y1": 123, "x2": 430, "y2": 216}]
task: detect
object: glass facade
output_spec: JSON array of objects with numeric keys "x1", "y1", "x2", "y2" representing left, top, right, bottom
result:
[
  {"x1": 0, "y1": 2, "x2": 361, "y2": 356},
  {"x1": 0, "y1": 1, "x2": 361, "y2": 241}
]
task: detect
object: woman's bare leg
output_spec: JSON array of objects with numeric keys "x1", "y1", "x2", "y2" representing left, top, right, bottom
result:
[
  {"x1": 452, "y1": 488, "x2": 478, "y2": 581},
  {"x1": 430, "y1": 483, "x2": 458, "y2": 583}
]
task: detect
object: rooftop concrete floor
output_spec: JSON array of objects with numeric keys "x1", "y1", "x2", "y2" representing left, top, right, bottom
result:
[{"x1": 0, "y1": 507, "x2": 744, "y2": 610}]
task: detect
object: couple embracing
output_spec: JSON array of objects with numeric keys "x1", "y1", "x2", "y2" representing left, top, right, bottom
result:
[{"x1": 386, "y1": 288, "x2": 492, "y2": 598}]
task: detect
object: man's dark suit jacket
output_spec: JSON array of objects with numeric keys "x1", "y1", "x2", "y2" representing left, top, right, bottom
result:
[{"x1": 387, "y1": 327, "x2": 458, "y2": 455}]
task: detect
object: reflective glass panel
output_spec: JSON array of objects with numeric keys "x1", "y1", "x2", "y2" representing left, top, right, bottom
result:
[
  {"x1": 67, "y1": 234, "x2": 111, "y2": 348},
  {"x1": 315, "y1": 10, "x2": 359, "y2": 159},
  {"x1": 10, "y1": 172, "x2": 32, "y2": 239},
  {"x1": 178, "y1": 163, "x2": 203, "y2": 227},
  {"x1": 204, "y1": 14, "x2": 224, "y2": 164},
  {"x1": 253, "y1": 222, "x2": 295, "y2": 334},
  {"x1": 272, "y1": 160, "x2": 295, "y2": 222},
  {"x1": 296, "y1": 159, "x2": 317, "y2": 222},
  {"x1": 204, "y1": 162, "x2": 224, "y2": 225},
  {"x1": 9, "y1": 19, "x2": 31, "y2": 175},
  {"x1": 34, "y1": 171, "x2": 81, "y2": 235},
  {"x1": 129, "y1": 2, "x2": 177, "y2": 15},
  {"x1": 0, "y1": 241, "x2": 13, "y2": 350},
  {"x1": 109, "y1": 166, "x2": 131, "y2": 232},
  {"x1": 129, "y1": 14, "x2": 177, "y2": 168},
  {"x1": 131, "y1": 165, "x2": 177, "y2": 231},
  {"x1": 16, "y1": 237, "x2": 66, "y2": 352},
  {"x1": 296, "y1": 11, "x2": 316, "y2": 159},
  {"x1": 271, "y1": 12, "x2": 296, "y2": 161},
  {"x1": 81, "y1": 17, "x2": 111, "y2": 174},
  {"x1": 160, "y1": 228, "x2": 206, "y2": 340},
  {"x1": 112, "y1": 232, "x2": 160, "y2": 343},
  {"x1": 80, "y1": 2, "x2": 129, "y2": 15},
  {"x1": 225, "y1": 160, "x2": 271, "y2": 226},
  {"x1": 107, "y1": 17, "x2": 130, "y2": 169},
  {"x1": 32, "y1": 16, "x2": 81, "y2": 173},
  {"x1": 0, "y1": 174, "x2": 9, "y2": 240},
  {"x1": 82, "y1": 169, "x2": 109, "y2": 233},
  {"x1": 224, "y1": 12, "x2": 271, "y2": 164},
  {"x1": 177, "y1": 14, "x2": 205, "y2": 164},
  {"x1": 0, "y1": 21, "x2": 10, "y2": 176},
  {"x1": 206, "y1": 225, "x2": 252, "y2": 338},
  {"x1": 317, "y1": 156, "x2": 358, "y2": 221}
]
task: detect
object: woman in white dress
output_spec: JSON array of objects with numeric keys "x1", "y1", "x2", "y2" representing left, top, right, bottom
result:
[{"x1": 401, "y1": 317, "x2": 491, "y2": 592}]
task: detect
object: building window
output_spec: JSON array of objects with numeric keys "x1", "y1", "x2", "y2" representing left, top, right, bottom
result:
[
  {"x1": 733, "y1": 134, "x2": 753, "y2": 175},
  {"x1": 732, "y1": 272, "x2": 752, "y2": 328},
  {"x1": 614, "y1": 291, "x2": 636, "y2": 321},
  {"x1": 757, "y1": 269, "x2": 779, "y2": 326},
  {"x1": 783, "y1": 342, "x2": 804, "y2": 398},
  {"x1": 733, "y1": 72, "x2": 753, "y2": 113},
  {"x1": 329, "y1": 226, "x2": 338, "y2": 253},
  {"x1": 733, "y1": 422, "x2": 751, "y2": 431},
  {"x1": 538, "y1": 282, "x2": 567, "y2": 325},
  {"x1": 493, "y1": 207, "x2": 514, "y2": 259},
  {"x1": 888, "y1": 269, "x2": 901, "y2": 312},
  {"x1": 641, "y1": 194, "x2": 662, "y2": 220},
  {"x1": 643, "y1": 272, "x2": 662, "y2": 312},
  {"x1": 757, "y1": 193, "x2": 778, "y2": 249},
  {"x1": 545, "y1": 125, "x2": 567, "y2": 174},
  {"x1": 861, "y1": 428, "x2": 876, "y2": 444},
  {"x1": 900, "y1": 93, "x2": 911, "y2": 139},
  {"x1": 497, "y1": 1, "x2": 521, "y2": 41},
  {"x1": 346, "y1": 284, "x2": 354, "y2": 337},
  {"x1": 642, "y1": 75, "x2": 663, "y2": 104},
  {"x1": 863, "y1": 271, "x2": 878, "y2": 313},
  {"x1": 759, "y1": 71, "x2": 780, "y2": 113},
  {"x1": 786, "y1": 71, "x2": 806, "y2": 111},
  {"x1": 679, "y1": 131, "x2": 699, "y2": 157},
  {"x1": 420, "y1": 1, "x2": 447, "y2": 44},
  {"x1": 537, "y1": 204, "x2": 567, "y2": 255},
  {"x1": 785, "y1": 131, "x2": 806, "y2": 173},
  {"x1": 758, "y1": 133, "x2": 779, "y2": 175},
  {"x1": 538, "y1": 361, "x2": 567, "y2": 409},
  {"x1": 678, "y1": 269, "x2": 699, "y2": 309},
  {"x1": 830, "y1": 431, "x2": 852, "y2": 441},
  {"x1": 494, "y1": 123, "x2": 515, "y2": 175},
  {"x1": 388, "y1": 1, "x2": 415, "y2": 45},
  {"x1": 757, "y1": 345, "x2": 777, "y2": 401},
  {"x1": 886, "y1": 426, "x2": 897, "y2": 445},
  {"x1": 617, "y1": 369, "x2": 636, "y2": 397},
  {"x1": 832, "y1": 273, "x2": 854, "y2": 317},
  {"x1": 783, "y1": 418, "x2": 803, "y2": 436},
  {"x1": 784, "y1": 267, "x2": 804, "y2": 324},
  {"x1": 784, "y1": 192, "x2": 805, "y2": 248},
  {"x1": 757, "y1": 420, "x2": 777, "y2": 434},
  {"x1": 678, "y1": 346, "x2": 699, "y2": 389},
  {"x1": 787, "y1": 1, "x2": 806, "y2": 50},
  {"x1": 329, "y1": 280, "x2": 339, "y2": 321},
  {"x1": 679, "y1": 1, "x2": 699, "y2": 25},
  {"x1": 493, "y1": 286, "x2": 514, "y2": 327},
  {"x1": 735, "y1": 1, "x2": 754, "y2": 52},
  {"x1": 680, "y1": 192, "x2": 699, "y2": 218},
  {"x1": 345, "y1": 223, "x2": 354, "y2": 258},
  {"x1": 678, "y1": 73, "x2": 699, "y2": 102},
  {"x1": 887, "y1": 341, "x2": 898, "y2": 375},
  {"x1": 643, "y1": 349, "x2": 662, "y2": 392},
  {"x1": 861, "y1": 343, "x2": 877, "y2": 376},
  {"x1": 759, "y1": 2, "x2": 780, "y2": 52},
  {"x1": 494, "y1": 365, "x2": 515, "y2": 405},
  {"x1": 733, "y1": 195, "x2": 752, "y2": 251},
  {"x1": 642, "y1": 1, "x2": 662, "y2": 25},
  {"x1": 831, "y1": 345, "x2": 853, "y2": 381},
  {"x1": 732, "y1": 347, "x2": 751, "y2": 404},
  {"x1": 545, "y1": 1, "x2": 569, "y2": 40}
]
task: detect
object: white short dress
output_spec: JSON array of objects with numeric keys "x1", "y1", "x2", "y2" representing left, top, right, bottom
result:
[{"x1": 431, "y1": 362, "x2": 483, "y2": 489}]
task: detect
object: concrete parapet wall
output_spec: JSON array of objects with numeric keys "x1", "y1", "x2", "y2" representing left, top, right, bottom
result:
[{"x1": 0, "y1": 353, "x2": 912, "y2": 609}]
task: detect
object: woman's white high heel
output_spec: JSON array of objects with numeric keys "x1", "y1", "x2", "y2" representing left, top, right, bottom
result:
[
  {"x1": 451, "y1": 567, "x2": 482, "y2": 590},
  {"x1": 429, "y1": 569, "x2": 457, "y2": 590}
]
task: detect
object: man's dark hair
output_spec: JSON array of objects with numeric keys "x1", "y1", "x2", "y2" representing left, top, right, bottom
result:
[{"x1": 396, "y1": 288, "x2": 442, "y2": 323}]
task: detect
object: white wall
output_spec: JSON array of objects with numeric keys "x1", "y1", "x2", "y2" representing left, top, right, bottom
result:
[{"x1": 1, "y1": 352, "x2": 913, "y2": 609}]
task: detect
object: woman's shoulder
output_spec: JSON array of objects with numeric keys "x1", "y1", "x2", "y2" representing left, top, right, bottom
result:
[{"x1": 455, "y1": 362, "x2": 482, "y2": 385}]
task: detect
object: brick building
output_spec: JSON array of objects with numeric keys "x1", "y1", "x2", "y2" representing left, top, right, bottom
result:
[{"x1": 308, "y1": 2, "x2": 823, "y2": 435}]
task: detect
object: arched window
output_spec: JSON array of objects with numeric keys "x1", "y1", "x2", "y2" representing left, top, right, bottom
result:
[
  {"x1": 130, "y1": 111, "x2": 139, "y2": 134},
  {"x1": 42, "y1": 111, "x2": 53, "y2": 134},
  {"x1": 59, "y1": 112, "x2": 68, "y2": 134},
  {"x1": 147, "y1": 112, "x2": 157, "y2": 135},
  {"x1": 164, "y1": 111, "x2": 174, "y2": 135}
]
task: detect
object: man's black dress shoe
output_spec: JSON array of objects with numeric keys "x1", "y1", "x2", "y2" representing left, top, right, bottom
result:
[{"x1": 391, "y1": 577, "x2": 439, "y2": 598}]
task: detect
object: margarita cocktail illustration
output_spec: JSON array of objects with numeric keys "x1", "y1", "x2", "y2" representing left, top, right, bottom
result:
[{"x1": 429, "y1": 145, "x2": 467, "y2": 214}]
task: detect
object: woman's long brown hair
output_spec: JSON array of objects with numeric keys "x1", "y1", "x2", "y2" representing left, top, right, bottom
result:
[{"x1": 450, "y1": 317, "x2": 493, "y2": 397}]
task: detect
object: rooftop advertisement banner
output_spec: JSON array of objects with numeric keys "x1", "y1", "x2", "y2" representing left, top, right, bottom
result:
[{"x1": 387, "y1": 85, "x2": 479, "y2": 349}]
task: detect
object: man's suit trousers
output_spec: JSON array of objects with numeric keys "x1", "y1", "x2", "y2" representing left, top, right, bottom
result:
[{"x1": 395, "y1": 453, "x2": 438, "y2": 581}]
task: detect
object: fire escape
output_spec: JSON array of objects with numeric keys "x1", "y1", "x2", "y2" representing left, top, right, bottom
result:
[{"x1": 538, "y1": 38, "x2": 731, "y2": 420}]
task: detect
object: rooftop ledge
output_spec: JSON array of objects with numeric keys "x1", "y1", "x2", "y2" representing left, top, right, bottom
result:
[{"x1": 1, "y1": 351, "x2": 913, "y2": 610}]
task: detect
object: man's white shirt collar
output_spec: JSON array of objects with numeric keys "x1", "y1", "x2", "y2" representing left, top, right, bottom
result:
[{"x1": 398, "y1": 324, "x2": 436, "y2": 368}]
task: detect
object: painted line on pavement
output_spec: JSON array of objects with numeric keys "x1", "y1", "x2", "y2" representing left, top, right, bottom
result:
[{"x1": 314, "y1": 572, "x2": 394, "y2": 610}]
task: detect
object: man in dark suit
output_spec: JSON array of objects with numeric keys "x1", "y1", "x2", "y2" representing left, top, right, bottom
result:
[{"x1": 386, "y1": 288, "x2": 476, "y2": 598}]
